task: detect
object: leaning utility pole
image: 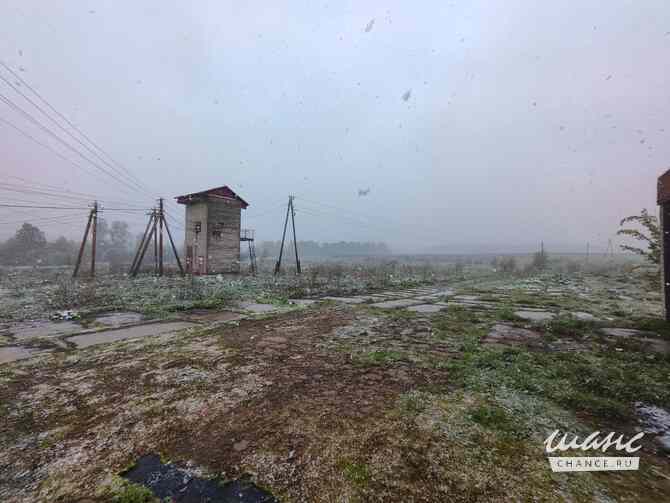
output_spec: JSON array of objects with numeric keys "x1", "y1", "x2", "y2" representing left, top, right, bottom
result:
[
  {"x1": 73, "y1": 201, "x2": 98, "y2": 278},
  {"x1": 90, "y1": 201, "x2": 98, "y2": 277},
  {"x1": 274, "y1": 195, "x2": 301, "y2": 275},
  {"x1": 129, "y1": 202, "x2": 184, "y2": 277},
  {"x1": 291, "y1": 197, "x2": 301, "y2": 274},
  {"x1": 159, "y1": 198, "x2": 164, "y2": 276}
]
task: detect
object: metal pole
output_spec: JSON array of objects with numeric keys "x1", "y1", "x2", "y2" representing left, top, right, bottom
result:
[
  {"x1": 73, "y1": 210, "x2": 93, "y2": 278},
  {"x1": 274, "y1": 196, "x2": 291, "y2": 275},
  {"x1": 90, "y1": 201, "x2": 98, "y2": 277}
]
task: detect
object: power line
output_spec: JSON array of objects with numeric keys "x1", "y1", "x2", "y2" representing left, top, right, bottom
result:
[
  {"x1": 0, "y1": 90, "x2": 145, "y2": 198},
  {"x1": 0, "y1": 212, "x2": 89, "y2": 226},
  {"x1": 0, "y1": 183, "x2": 148, "y2": 208},
  {"x1": 0, "y1": 71, "x2": 149, "y2": 197},
  {"x1": 0, "y1": 60, "x2": 155, "y2": 198},
  {"x1": 0, "y1": 114, "x2": 114, "y2": 184},
  {"x1": 0, "y1": 203, "x2": 92, "y2": 210},
  {"x1": 0, "y1": 203, "x2": 147, "y2": 211}
]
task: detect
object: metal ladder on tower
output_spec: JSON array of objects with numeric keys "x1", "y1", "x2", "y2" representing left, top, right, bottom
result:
[{"x1": 248, "y1": 240, "x2": 257, "y2": 276}]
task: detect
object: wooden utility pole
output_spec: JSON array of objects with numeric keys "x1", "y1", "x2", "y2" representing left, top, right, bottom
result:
[
  {"x1": 274, "y1": 195, "x2": 300, "y2": 275},
  {"x1": 130, "y1": 210, "x2": 155, "y2": 274},
  {"x1": 159, "y1": 198, "x2": 164, "y2": 276},
  {"x1": 90, "y1": 201, "x2": 98, "y2": 277},
  {"x1": 73, "y1": 205, "x2": 94, "y2": 278},
  {"x1": 73, "y1": 201, "x2": 98, "y2": 278},
  {"x1": 291, "y1": 197, "x2": 301, "y2": 274},
  {"x1": 274, "y1": 197, "x2": 291, "y2": 275},
  {"x1": 129, "y1": 204, "x2": 184, "y2": 277}
]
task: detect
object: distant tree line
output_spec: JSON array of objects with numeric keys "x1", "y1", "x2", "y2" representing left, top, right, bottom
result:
[
  {"x1": 0, "y1": 219, "x2": 135, "y2": 269},
  {"x1": 257, "y1": 240, "x2": 391, "y2": 260}
]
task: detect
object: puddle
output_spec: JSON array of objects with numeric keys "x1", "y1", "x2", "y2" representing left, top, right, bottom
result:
[
  {"x1": 0, "y1": 346, "x2": 48, "y2": 364},
  {"x1": 123, "y1": 454, "x2": 278, "y2": 502},
  {"x1": 66, "y1": 321, "x2": 196, "y2": 348},
  {"x1": 93, "y1": 311, "x2": 145, "y2": 327},
  {"x1": 8, "y1": 320, "x2": 82, "y2": 340}
]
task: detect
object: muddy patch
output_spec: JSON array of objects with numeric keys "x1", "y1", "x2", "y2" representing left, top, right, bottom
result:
[{"x1": 123, "y1": 454, "x2": 278, "y2": 502}]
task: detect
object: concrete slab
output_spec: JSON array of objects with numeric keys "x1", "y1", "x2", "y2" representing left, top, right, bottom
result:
[
  {"x1": 370, "y1": 299, "x2": 424, "y2": 309},
  {"x1": 239, "y1": 302, "x2": 281, "y2": 313},
  {"x1": 93, "y1": 311, "x2": 145, "y2": 327},
  {"x1": 572, "y1": 312, "x2": 598, "y2": 322},
  {"x1": 601, "y1": 328, "x2": 657, "y2": 338},
  {"x1": 321, "y1": 297, "x2": 367, "y2": 304},
  {"x1": 67, "y1": 321, "x2": 196, "y2": 349},
  {"x1": 514, "y1": 310, "x2": 556, "y2": 322},
  {"x1": 0, "y1": 346, "x2": 47, "y2": 365},
  {"x1": 454, "y1": 295, "x2": 480, "y2": 301},
  {"x1": 406, "y1": 304, "x2": 447, "y2": 314},
  {"x1": 289, "y1": 299, "x2": 318, "y2": 307},
  {"x1": 8, "y1": 320, "x2": 82, "y2": 340},
  {"x1": 452, "y1": 300, "x2": 496, "y2": 309}
]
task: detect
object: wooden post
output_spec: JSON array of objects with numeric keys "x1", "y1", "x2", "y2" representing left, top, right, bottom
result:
[
  {"x1": 90, "y1": 201, "x2": 98, "y2": 277},
  {"x1": 274, "y1": 196, "x2": 291, "y2": 275},
  {"x1": 73, "y1": 209, "x2": 94, "y2": 278}
]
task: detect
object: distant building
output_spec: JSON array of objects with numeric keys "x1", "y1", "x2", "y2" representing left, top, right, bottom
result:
[{"x1": 175, "y1": 185, "x2": 249, "y2": 274}]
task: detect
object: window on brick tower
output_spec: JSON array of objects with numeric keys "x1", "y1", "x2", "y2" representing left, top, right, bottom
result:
[{"x1": 212, "y1": 222, "x2": 224, "y2": 240}]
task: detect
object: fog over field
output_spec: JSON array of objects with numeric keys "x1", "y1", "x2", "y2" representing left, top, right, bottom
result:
[{"x1": 0, "y1": 1, "x2": 668, "y2": 253}]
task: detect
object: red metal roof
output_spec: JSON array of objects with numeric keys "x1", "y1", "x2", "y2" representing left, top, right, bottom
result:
[{"x1": 175, "y1": 185, "x2": 249, "y2": 208}]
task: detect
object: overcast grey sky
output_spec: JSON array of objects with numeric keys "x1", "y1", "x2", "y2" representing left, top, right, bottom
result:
[{"x1": 0, "y1": 1, "x2": 668, "y2": 253}]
